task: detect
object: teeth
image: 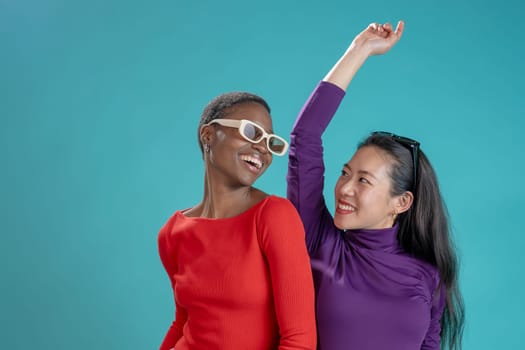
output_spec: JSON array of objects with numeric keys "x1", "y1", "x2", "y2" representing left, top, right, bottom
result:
[
  {"x1": 240, "y1": 155, "x2": 262, "y2": 169},
  {"x1": 338, "y1": 203, "x2": 355, "y2": 211}
]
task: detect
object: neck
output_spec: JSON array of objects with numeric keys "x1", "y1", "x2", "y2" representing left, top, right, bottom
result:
[
  {"x1": 346, "y1": 224, "x2": 401, "y2": 252},
  {"x1": 194, "y1": 172, "x2": 264, "y2": 219}
]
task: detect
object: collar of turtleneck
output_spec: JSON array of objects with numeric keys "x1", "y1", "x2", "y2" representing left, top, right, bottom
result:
[{"x1": 345, "y1": 223, "x2": 402, "y2": 253}]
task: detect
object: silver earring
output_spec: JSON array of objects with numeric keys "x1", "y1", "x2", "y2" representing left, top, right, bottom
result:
[{"x1": 204, "y1": 144, "x2": 210, "y2": 153}]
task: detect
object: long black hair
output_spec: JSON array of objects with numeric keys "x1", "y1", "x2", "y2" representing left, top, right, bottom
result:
[{"x1": 359, "y1": 134, "x2": 465, "y2": 350}]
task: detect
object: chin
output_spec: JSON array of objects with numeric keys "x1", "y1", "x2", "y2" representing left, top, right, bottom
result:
[
  {"x1": 238, "y1": 173, "x2": 261, "y2": 186},
  {"x1": 243, "y1": 169, "x2": 266, "y2": 185},
  {"x1": 333, "y1": 216, "x2": 356, "y2": 230}
]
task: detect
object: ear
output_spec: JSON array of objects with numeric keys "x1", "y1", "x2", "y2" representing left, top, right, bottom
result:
[
  {"x1": 199, "y1": 124, "x2": 214, "y2": 145},
  {"x1": 393, "y1": 191, "x2": 414, "y2": 215}
]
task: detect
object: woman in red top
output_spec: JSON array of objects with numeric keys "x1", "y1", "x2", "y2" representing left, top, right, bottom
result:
[{"x1": 158, "y1": 92, "x2": 317, "y2": 350}]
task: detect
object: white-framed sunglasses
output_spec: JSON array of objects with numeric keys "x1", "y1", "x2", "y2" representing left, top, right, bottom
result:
[{"x1": 203, "y1": 119, "x2": 289, "y2": 156}]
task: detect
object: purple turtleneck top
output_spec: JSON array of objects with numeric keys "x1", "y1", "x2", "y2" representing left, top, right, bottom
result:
[{"x1": 286, "y1": 81, "x2": 445, "y2": 350}]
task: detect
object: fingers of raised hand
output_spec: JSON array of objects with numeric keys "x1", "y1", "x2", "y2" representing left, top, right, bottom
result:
[
  {"x1": 361, "y1": 20, "x2": 404, "y2": 54},
  {"x1": 394, "y1": 20, "x2": 405, "y2": 38},
  {"x1": 380, "y1": 21, "x2": 404, "y2": 42},
  {"x1": 368, "y1": 23, "x2": 390, "y2": 38}
]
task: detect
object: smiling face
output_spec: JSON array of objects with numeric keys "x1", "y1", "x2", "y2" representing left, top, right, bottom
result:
[
  {"x1": 333, "y1": 145, "x2": 404, "y2": 230},
  {"x1": 201, "y1": 101, "x2": 273, "y2": 187}
]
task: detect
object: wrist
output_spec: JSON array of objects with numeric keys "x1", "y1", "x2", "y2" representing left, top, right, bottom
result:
[{"x1": 345, "y1": 42, "x2": 372, "y2": 62}]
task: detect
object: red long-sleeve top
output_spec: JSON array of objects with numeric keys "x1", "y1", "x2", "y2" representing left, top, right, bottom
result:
[{"x1": 158, "y1": 195, "x2": 317, "y2": 350}]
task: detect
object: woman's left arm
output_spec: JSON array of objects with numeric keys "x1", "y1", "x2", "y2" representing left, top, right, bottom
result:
[
  {"x1": 421, "y1": 286, "x2": 446, "y2": 350},
  {"x1": 258, "y1": 197, "x2": 317, "y2": 350}
]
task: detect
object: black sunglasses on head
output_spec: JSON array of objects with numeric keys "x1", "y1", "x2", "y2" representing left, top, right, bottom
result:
[{"x1": 372, "y1": 131, "x2": 420, "y2": 192}]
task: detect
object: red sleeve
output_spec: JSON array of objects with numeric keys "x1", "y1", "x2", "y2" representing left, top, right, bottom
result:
[
  {"x1": 257, "y1": 197, "x2": 317, "y2": 350},
  {"x1": 159, "y1": 301, "x2": 187, "y2": 350},
  {"x1": 158, "y1": 219, "x2": 187, "y2": 350}
]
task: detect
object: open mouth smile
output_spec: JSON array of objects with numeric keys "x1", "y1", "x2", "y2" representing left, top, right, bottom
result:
[{"x1": 240, "y1": 154, "x2": 263, "y2": 171}]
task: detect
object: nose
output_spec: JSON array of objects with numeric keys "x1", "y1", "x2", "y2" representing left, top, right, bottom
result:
[
  {"x1": 252, "y1": 137, "x2": 270, "y2": 154},
  {"x1": 338, "y1": 177, "x2": 356, "y2": 197}
]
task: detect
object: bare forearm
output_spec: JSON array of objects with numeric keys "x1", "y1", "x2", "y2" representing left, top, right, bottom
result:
[{"x1": 322, "y1": 44, "x2": 370, "y2": 92}]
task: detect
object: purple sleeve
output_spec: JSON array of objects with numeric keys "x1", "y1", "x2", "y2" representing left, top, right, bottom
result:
[
  {"x1": 421, "y1": 278, "x2": 446, "y2": 350},
  {"x1": 286, "y1": 81, "x2": 346, "y2": 254}
]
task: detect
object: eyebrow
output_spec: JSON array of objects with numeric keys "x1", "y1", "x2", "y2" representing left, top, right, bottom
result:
[{"x1": 343, "y1": 163, "x2": 377, "y2": 180}]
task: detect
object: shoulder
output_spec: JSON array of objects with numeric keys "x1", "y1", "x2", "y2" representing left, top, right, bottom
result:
[
  {"x1": 416, "y1": 260, "x2": 446, "y2": 308},
  {"x1": 254, "y1": 196, "x2": 307, "y2": 248},
  {"x1": 157, "y1": 210, "x2": 185, "y2": 242},
  {"x1": 255, "y1": 196, "x2": 305, "y2": 235},
  {"x1": 412, "y1": 257, "x2": 442, "y2": 293},
  {"x1": 258, "y1": 195, "x2": 300, "y2": 216}
]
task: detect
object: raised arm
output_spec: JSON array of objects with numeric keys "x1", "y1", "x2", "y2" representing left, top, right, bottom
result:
[
  {"x1": 287, "y1": 21, "x2": 404, "y2": 253},
  {"x1": 286, "y1": 81, "x2": 345, "y2": 253}
]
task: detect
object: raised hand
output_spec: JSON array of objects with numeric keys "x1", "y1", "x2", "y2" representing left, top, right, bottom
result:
[
  {"x1": 323, "y1": 20, "x2": 405, "y2": 91},
  {"x1": 351, "y1": 21, "x2": 404, "y2": 56}
]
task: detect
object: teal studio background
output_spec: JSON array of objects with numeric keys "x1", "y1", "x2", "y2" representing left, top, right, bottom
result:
[{"x1": 2, "y1": 0, "x2": 523, "y2": 349}]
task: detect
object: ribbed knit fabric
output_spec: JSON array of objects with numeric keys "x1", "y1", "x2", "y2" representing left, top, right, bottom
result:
[{"x1": 158, "y1": 195, "x2": 317, "y2": 350}]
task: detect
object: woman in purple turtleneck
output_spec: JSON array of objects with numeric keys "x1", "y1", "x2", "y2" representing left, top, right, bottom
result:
[{"x1": 287, "y1": 21, "x2": 464, "y2": 350}]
